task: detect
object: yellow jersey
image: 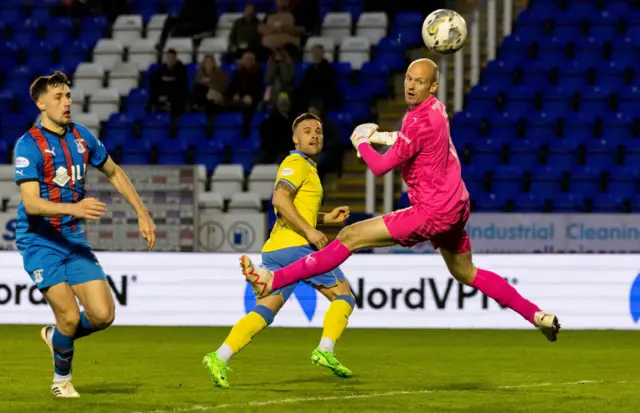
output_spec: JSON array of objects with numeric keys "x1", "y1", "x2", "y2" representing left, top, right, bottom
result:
[{"x1": 262, "y1": 150, "x2": 323, "y2": 253}]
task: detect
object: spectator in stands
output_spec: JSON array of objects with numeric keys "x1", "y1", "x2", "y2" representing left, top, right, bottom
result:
[
  {"x1": 155, "y1": 0, "x2": 217, "y2": 51},
  {"x1": 309, "y1": 99, "x2": 342, "y2": 182},
  {"x1": 262, "y1": 48, "x2": 295, "y2": 111},
  {"x1": 192, "y1": 54, "x2": 228, "y2": 115},
  {"x1": 149, "y1": 49, "x2": 189, "y2": 117},
  {"x1": 296, "y1": 44, "x2": 338, "y2": 112},
  {"x1": 259, "y1": 92, "x2": 294, "y2": 164},
  {"x1": 227, "y1": 51, "x2": 264, "y2": 133},
  {"x1": 226, "y1": 3, "x2": 263, "y2": 63},
  {"x1": 260, "y1": 0, "x2": 305, "y2": 56}
]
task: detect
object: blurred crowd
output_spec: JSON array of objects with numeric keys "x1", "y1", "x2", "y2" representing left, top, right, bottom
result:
[{"x1": 147, "y1": 0, "x2": 343, "y2": 180}]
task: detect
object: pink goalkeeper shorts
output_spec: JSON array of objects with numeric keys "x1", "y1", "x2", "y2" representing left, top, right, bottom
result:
[{"x1": 382, "y1": 200, "x2": 471, "y2": 254}]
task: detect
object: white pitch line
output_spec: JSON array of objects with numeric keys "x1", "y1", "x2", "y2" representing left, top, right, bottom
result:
[{"x1": 131, "y1": 379, "x2": 610, "y2": 413}]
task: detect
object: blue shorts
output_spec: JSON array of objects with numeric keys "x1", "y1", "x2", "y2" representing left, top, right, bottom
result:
[
  {"x1": 17, "y1": 233, "x2": 106, "y2": 290},
  {"x1": 262, "y1": 244, "x2": 347, "y2": 302}
]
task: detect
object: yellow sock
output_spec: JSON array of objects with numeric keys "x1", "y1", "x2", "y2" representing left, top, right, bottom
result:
[
  {"x1": 320, "y1": 296, "x2": 354, "y2": 347},
  {"x1": 223, "y1": 311, "x2": 268, "y2": 354}
]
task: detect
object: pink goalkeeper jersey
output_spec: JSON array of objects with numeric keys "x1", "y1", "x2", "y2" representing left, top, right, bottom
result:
[{"x1": 391, "y1": 95, "x2": 469, "y2": 212}]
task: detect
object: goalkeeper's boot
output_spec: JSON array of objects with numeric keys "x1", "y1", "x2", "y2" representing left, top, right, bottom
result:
[
  {"x1": 311, "y1": 348, "x2": 353, "y2": 378},
  {"x1": 240, "y1": 255, "x2": 273, "y2": 299},
  {"x1": 203, "y1": 352, "x2": 232, "y2": 389},
  {"x1": 51, "y1": 381, "x2": 80, "y2": 398},
  {"x1": 534, "y1": 311, "x2": 561, "y2": 342}
]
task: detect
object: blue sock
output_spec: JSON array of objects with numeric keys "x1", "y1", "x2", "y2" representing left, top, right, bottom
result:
[
  {"x1": 74, "y1": 312, "x2": 100, "y2": 339},
  {"x1": 52, "y1": 328, "x2": 74, "y2": 379}
]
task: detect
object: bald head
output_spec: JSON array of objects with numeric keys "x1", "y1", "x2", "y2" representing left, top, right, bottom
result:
[{"x1": 404, "y1": 58, "x2": 439, "y2": 107}]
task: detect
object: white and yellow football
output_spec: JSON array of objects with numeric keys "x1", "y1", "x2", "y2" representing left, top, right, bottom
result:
[{"x1": 422, "y1": 9, "x2": 467, "y2": 55}]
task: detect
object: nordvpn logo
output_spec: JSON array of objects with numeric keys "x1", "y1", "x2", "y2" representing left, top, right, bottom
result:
[
  {"x1": 244, "y1": 282, "x2": 317, "y2": 321},
  {"x1": 630, "y1": 274, "x2": 640, "y2": 323}
]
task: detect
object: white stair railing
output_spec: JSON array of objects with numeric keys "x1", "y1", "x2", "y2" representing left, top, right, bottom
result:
[{"x1": 365, "y1": 0, "x2": 514, "y2": 214}]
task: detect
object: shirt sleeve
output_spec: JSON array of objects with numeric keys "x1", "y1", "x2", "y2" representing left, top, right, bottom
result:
[
  {"x1": 77, "y1": 124, "x2": 109, "y2": 168},
  {"x1": 13, "y1": 136, "x2": 42, "y2": 185},
  {"x1": 391, "y1": 119, "x2": 432, "y2": 161},
  {"x1": 275, "y1": 157, "x2": 307, "y2": 191}
]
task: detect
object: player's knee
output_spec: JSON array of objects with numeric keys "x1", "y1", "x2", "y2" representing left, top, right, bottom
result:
[
  {"x1": 333, "y1": 293, "x2": 356, "y2": 308},
  {"x1": 252, "y1": 305, "x2": 276, "y2": 326},
  {"x1": 57, "y1": 309, "x2": 81, "y2": 333},
  {"x1": 336, "y1": 225, "x2": 359, "y2": 250},
  {"x1": 449, "y1": 265, "x2": 477, "y2": 285},
  {"x1": 87, "y1": 306, "x2": 115, "y2": 330}
]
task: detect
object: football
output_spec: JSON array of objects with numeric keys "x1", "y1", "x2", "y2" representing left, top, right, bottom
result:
[{"x1": 422, "y1": 9, "x2": 467, "y2": 55}]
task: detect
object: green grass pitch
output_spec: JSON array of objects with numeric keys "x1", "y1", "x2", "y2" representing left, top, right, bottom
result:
[{"x1": 0, "y1": 325, "x2": 638, "y2": 412}]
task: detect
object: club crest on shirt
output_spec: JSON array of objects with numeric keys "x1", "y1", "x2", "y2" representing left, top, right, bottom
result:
[
  {"x1": 75, "y1": 139, "x2": 86, "y2": 154},
  {"x1": 33, "y1": 269, "x2": 44, "y2": 283},
  {"x1": 280, "y1": 168, "x2": 294, "y2": 176}
]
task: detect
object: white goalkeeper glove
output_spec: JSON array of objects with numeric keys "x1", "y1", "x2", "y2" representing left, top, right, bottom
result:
[
  {"x1": 356, "y1": 130, "x2": 398, "y2": 158},
  {"x1": 350, "y1": 123, "x2": 378, "y2": 152}
]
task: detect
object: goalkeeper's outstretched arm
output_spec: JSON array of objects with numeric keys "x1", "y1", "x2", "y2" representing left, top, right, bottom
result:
[{"x1": 358, "y1": 143, "x2": 404, "y2": 176}]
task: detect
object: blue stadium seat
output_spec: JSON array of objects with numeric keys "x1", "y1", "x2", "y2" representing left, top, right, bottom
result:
[
  {"x1": 465, "y1": 85, "x2": 501, "y2": 117},
  {"x1": 342, "y1": 85, "x2": 371, "y2": 122},
  {"x1": 472, "y1": 137, "x2": 505, "y2": 167},
  {"x1": 0, "y1": 4, "x2": 23, "y2": 23},
  {"x1": 332, "y1": 62, "x2": 352, "y2": 91},
  {"x1": 157, "y1": 139, "x2": 188, "y2": 165},
  {"x1": 590, "y1": 193, "x2": 624, "y2": 213},
  {"x1": 491, "y1": 164, "x2": 524, "y2": 194},
  {"x1": 359, "y1": 61, "x2": 389, "y2": 96},
  {"x1": 530, "y1": 165, "x2": 565, "y2": 196},
  {"x1": 120, "y1": 138, "x2": 152, "y2": 164},
  {"x1": 509, "y1": 139, "x2": 542, "y2": 167},
  {"x1": 375, "y1": 37, "x2": 405, "y2": 72},
  {"x1": 535, "y1": 36, "x2": 569, "y2": 63},
  {"x1": 573, "y1": 37, "x2": 606, "y2": 63},
  {"x1": 547, "y1": 138, "x2": 580, "y2": 166},
  {"x1": 125, "y1": 88, "x2": 149, "y2": 118},
  {"x1": 630, "y1": 194, "x2": 640, "y2": 213},
  {"x1": 610, "y1": 37, "x2": 638, "y2": 67},
  {"x1": 499, "y1": 35, "x2": 533, "y2": 64},
  {"x1": 526, "y1": 112, "x2": 560, "y2": 141},
  {"x1": 131, "y1": 0, "x2": 160, "y2": 18},
  {"x1": 542, "y1": 86, "x2": 574, "y2": 114},
  {"x1": 213, "y1": 112, "x2": 243, "y2": 145},
  {"x1": 579, "y1": 86, "x2": 612, "y2": 114},
  {"x1": 529, "y1": 0, "x2": 559, "y2": 14},
  {"x1": 607, "y1": 165, "x2": 639, "y2": 196},
  {"x1": 0, "y1": 90, "x2": 13, "y2": 115},
  {"x1": 27, "y1": 42, "x2": 54, "y2": 70},
  {"x1": 568, "y1": 165, "x2": 602, "y2": 196},
  {"x1": 488, "y1": 112, "x2": 519, "y2": 140},
  {"x1": 397, "y1": 192, "x2": 410, "y2": 209},
  {"x1": 563, "y1": 112, "x2": 595, "y2": 139},
  {"x1": 503, "y1": 86, "x2": 536, "y2": 114},
  {"x1": 616, "y1": 86, "x2": 640, "y2": 113},
  {"x1": 607, "y1": 0, "x2": 633, "y2": 15},
  {"x1": 551, "y1": 193, "x2": 585, "y2": 212},
  {"x1": 12, "y1": 31, "x2": 38, "y2": 50},
  {"x1": 514, "y1": 193, "x2": 546, "y2": 212},
  {"x1": 596, "y1": 61, "x2": 627, "y2": 90},
  {"x1": 105, "y1": 113, "x2": 135, "y2": 141},
  {"x1": 194, "y1": 139, "x2": 225, "y2": 173},
  {"x1": 556, "y1": 60, "x2": 587, "y2": 90},
  {"x1": 587, "y1": 10, "x2": 620, "y2": 41},
  {"x1": 392, "y1": 12, "x2": 422, "y2": 47},
  {"x1": 514, "y1": 9, "x2": 547, "y2": 39},
  {"x1": 565, "y1": 2, "x2": 594, "y2": 18},
  {"x1": 2, "y1": 114, "x2": 32, "y2": 141},
  {"x1": 7, "y1": 66, "x2": 35, "y2": 96},
  {"x1": 59, "y1": 41, "x2": 89, "y2": 71},
  {"x1": 451, "y1": 111, "x2": 482, "y2": 140},
  {"x1": 519, "y1": 60, "x2": 553, "y2": 90},
  {"x1": 141, "y1": 113, "x2": 171, "y2": 145},
  {"x1": 625, "y1": 10, "x2": 640, "y2": 38},
  {"x1": 461, "y1": 164, "x2": 487, "y2": 186},
  {"x1": 483, "y1": 60, "x2": 517, "y2": 88},
  {"x1": 327, "y1": 111, "x2": 353, "y2": 146},
  {"x1": 473, "y1": 192, "x2": 508, "y2": 212},
  {"x1": 0, "y1": 41, "x2": 18, "y2": 69},
  {"x1": 250, "y1": 112, "x2": 268, "y2": 130},
  {"x1": 177, "y1": 113, "x2": 207, "y2": 143},
  {"x1": 231, "y1": 138, "x2": 260, "y2": 174},
  {"x1": 551, "y1": 14, "x2": 583, "y2": 39},
  {"x1": 623, "y1": 139, "x2": 640, "y2": 165},
  {"x1": 584, "y1": 138, "x2": 620, "y2": 169}
]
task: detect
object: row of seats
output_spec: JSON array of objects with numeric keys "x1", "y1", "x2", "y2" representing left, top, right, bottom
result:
[
  {"x1": 471, "y1": 192, "x2": 640, "y2": 213},
  {"x1": 466, "y1": 87, "x2": 640, "y2": 117}
]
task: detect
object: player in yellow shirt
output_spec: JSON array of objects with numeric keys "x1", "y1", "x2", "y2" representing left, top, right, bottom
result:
[{"x1": 203, "y1": 113, "x2": 356, "y2": 388}]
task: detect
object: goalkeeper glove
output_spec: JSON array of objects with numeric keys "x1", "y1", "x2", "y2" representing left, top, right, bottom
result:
[{"x1": 350, "y1": 123, "x2": 378, "y2": 151}]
